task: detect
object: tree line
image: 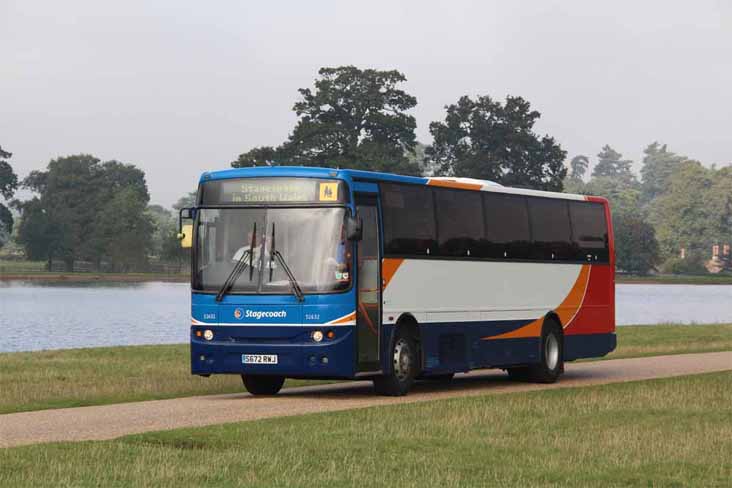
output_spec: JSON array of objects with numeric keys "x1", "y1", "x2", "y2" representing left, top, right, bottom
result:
[
  {"x1": 1, "y1": 65, "x2": 729, "y2": 275},
  {"x1": 0, "y1": 152, "x2": 190, "y2": 272},
  {"x1": 565, "y1": 144, "x2": 732, "y2": 274}
]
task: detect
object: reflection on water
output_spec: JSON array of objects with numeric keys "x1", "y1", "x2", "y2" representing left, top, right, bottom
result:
[
  {"x1": 1, "y1": 281, "x2": 731, "y2": 353},
  {"x1": 0, "y1": 281, "x2": 189, "y2": 353},
  {"x1": 616, "y1": 284, "x2": 732, "y2": 326}
]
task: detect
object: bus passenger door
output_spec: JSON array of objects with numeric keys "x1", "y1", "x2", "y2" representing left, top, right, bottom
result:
[{"x1": 355, "y1": 194, "x2": 381, "y2": 373}]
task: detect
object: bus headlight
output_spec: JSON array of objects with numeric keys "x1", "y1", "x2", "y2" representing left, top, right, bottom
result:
[
  {"x1": 311, "y1": 330, "x2": 324, "y2": 342},
  {"x1": 203, "y1": 329, "x2": 214, "y2": 341}
]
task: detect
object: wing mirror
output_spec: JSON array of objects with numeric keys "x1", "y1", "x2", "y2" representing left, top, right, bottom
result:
[
  {"x1": 178, "y1": 208, "x2": 195, "y2": 249},
  {"x1": 345, "y1": 211, "x2": 363, "y2": 241}
]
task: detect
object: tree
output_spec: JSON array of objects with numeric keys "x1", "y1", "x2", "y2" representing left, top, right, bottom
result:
[
  {"x1": 147, "y1": 204, "x2": 173, "y2": 258},
  {"x1": 569, "y1": 155, "x2": 590, "y2": 180},
  {"x1": 425, "y1": 95, "x2": 567, "y2": 191},
  {"x1": 0, "y1": 145, "x2": 18, "y2": 247},
  {"x1": 94, "y1": 188, "x2": 154, "y2": 271},
  {"x1": 16, "y1": 154, "x2": 152, "y2": 271},
  {"x1": 231, "y1": 146, "x2": 285, "y2": 167},
  {"x1": 648, "y1": 160, "x2": 716, "y2": 260},
  {"x1": 275, "y1": 66, "x2": 420, "y2": 174},
  {"x1": 614, "y1": 213, "x2": 660, "y2": 274},
  {"x1": 592, "y1": 145, "x2": 634, "y2": 181},
  {"x1": 639, "y1": 142, "x2": 685, "y2": 204},
  {"x1": 173, "y1": 191, "x2": 197, "y2": 210}
]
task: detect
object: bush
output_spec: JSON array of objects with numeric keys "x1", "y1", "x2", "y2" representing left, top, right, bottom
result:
[{"x1": 660, "y1": 254, "x2": 708, "y2": 275}]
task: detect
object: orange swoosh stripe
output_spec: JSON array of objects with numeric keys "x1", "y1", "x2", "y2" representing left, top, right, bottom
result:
[
  {"x1": 556, "y1": 264, "x2": 591, "y2": 329},
  {"x1": 427, "y1": 179, "x2": 483, "y2": 191},
  {"x1": 382, "y1": 258, "x2": 404, "y2": 290},
  {"x1": 329, "y1": 312, "x2": 356, "y2": 324},
  {"x1": 481, "y1": 264, "x2": 591, "y2": 340}
]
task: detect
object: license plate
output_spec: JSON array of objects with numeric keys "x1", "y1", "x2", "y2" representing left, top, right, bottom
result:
[{"x1": 242, "y1": 354, "x2": 278, "y2": 365}]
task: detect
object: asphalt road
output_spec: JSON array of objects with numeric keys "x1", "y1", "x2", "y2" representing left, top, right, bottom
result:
[{"x1": 1, "y1": 351, "x2": 731, "y2": 448}]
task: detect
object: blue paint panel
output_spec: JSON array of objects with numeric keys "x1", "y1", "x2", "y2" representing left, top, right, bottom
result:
[
  {"x1": 191, "y1": 325, "x2": 356, "y2": 378},
  {"x1": 564, "y1": 333, "x2": 616, "y2": 361},
  {"x1": 417, "y1": 320, "x2": 539, "y2": 374},
  {"x1": 352, "y1": 181, "x2": 379, "y2": 193},
  {"x1": 199, "y1": 166, "x2": 429, "y2": 187}
]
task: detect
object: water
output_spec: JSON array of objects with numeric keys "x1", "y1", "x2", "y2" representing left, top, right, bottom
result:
[{"x1": 1, "y1": 281, "x2": 731, "y2": 353}]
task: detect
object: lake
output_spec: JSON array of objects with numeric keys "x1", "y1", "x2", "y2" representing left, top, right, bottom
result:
[{"x1": 1, "y1": 281, "x2": 731, "y2": 353}]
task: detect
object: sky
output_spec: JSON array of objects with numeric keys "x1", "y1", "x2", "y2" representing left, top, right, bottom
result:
[{"x1": 2, "y1": 0, "x2": 731, "y2": 207}]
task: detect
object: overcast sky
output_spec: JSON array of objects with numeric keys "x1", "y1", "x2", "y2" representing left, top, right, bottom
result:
[{"x1": 2, "y1": 0, "x2": 731, "y2": 207}]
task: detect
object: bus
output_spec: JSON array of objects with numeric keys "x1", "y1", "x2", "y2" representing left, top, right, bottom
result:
[{"x1": 180, "y1": 166, "x2": 615, "y2": 396}]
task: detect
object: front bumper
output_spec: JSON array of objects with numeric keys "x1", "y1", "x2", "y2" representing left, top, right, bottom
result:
[{"x1": 190, "y1": 325, "x2": 356, "y2": 378}]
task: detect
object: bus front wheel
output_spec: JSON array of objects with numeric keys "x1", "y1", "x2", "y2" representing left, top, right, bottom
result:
[
  {"x1": 241, "y1": 375, "x2": 285, "y2": 395},
  {"x1": 373, "y1": 327, "x2": 419, "y2": 396}
]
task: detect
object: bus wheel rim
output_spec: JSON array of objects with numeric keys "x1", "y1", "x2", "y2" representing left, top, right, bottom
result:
[
  {"x1": 546, "y1": 333, "x2": 559, "y2": 370},
  {"x1": 393, "y1": 339, "x2": 411, "y2": 381}
]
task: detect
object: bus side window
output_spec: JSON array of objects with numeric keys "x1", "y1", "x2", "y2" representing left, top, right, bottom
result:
[
  {"x1": 527, "y1": 198, "x2": 573, "y2": 261},
  {"x1": 483, "y1": 193, "x2": 531, "y2": 260},
  {"x1": 569, "y1": 201, "x2": 609, "y2": 263},
  {"x1": 434, "y1": 188, "x2": 484, "y2": 258},
  {"x1": 381, "y1": 183, "x2": 437, "y2": 257}
]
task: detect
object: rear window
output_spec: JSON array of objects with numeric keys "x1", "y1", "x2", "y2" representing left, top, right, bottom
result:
[{"x1": 569, "y1": 201, "x2": 609, "y2": 262}]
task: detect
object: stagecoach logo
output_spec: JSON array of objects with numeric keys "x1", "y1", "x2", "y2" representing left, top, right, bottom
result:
[{"x1": 233, "y1": 308, "x2": 287, "y2": 320}]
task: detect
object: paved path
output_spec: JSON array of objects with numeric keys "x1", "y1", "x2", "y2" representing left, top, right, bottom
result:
[{"x1": 2, "y1": 351, "x2": 731, "y2": 448}]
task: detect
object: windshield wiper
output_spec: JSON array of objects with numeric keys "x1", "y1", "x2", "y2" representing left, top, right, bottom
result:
[
  {"x1": 215, "y1": 222, "x2": 256, "y2": 302},
  {"x1": 268, "y1": 221, "x2": 304, "y2": 302}
]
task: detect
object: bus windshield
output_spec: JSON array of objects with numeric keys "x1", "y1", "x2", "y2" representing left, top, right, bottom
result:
[{"x1": 194, "y1": 207, "x2": 351, "y2": 295}]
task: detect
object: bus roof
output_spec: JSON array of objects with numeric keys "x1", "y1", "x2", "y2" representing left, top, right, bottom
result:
[{"x1": 200, "y1": 166, "x2": 597, "y2": 202}]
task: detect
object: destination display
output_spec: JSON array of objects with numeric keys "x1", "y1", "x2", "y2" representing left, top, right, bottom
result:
[{"x1": 200, "y1": 177, "x2": 348, "y2": 205}]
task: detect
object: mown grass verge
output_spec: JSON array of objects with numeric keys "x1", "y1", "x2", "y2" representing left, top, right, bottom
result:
[
  {"x1": 1, "y1": 323, "x2": 731, "y2": 415},
  {"x1": 617, "y1": 273, "x2": 732, "y2": 285},
  {"x1": 1, "y1": 371, "x2": 730, "y2": 486}
]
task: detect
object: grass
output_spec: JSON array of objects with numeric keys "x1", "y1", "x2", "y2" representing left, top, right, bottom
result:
[
  {"x1": 1, "y1": 323, "x2": 731, "y2": 416},
  {"x1": 617, "y1": 273, "x2": 732, "y2": 285},
  {"x1": 608, "y1": 323, "x2": 732, "y2": 360},
  {"x1": 0, "y1": 345, "x2": 324, "y2": 415},
  {"x1": 1, "y1": 371, "x2": 731, "y2": 486}
]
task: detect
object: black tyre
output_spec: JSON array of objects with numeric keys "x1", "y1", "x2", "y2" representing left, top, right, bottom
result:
[
  {"x1": 373, "y1": 327, "x2": 419, "y2": 396},
  {"x1": 241, "y1": 375, "x2": 285, "y2": 395},
  {"x1": 526, "y1": 318, "x2": 564, "y2": 383},
  {"x1": 505, "y1": 366, "x2": 529, "y2": 381}
]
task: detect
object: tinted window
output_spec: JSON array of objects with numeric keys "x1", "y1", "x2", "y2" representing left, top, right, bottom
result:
[
  {"x1": 381, "y1": 183, "x2": 437, "y2": 256},
  {"x1": 528, "y1": 198, "x2": 573, "y2": 260},
  {"x1": 569, "y1": 201, "x2": 609, "y2": 262},
  {"x1": 435, "y1": 188, "x2": 484, "y2": 257},
  {"x1": 482, "y1": 193, "x2": 531, "y2": 259}
]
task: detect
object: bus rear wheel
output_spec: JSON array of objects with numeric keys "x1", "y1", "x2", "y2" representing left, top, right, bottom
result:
[
  {"x1": 529, "y1": 319, "x2": 564, "y2": 383},
  {"x1": 241, "y1": 375, "x2": 285, "y2": 395},
  {"x1": 506, "y1": 318, "x2": 564, "y2": 383},
  {"x1": 373, "y1": 327, "x2": 419, "y2": 396}
]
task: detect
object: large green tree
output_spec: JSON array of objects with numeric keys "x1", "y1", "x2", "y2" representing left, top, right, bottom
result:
[
  {"x1": 592, "y1": 145, "x2": 634, "y2": 182},
  {"x1": 613, "y1": 213, "x2": 660, "y2": 274},
  {"x1": 94, "y1": 188, "x2": 154, "y2": 271},
  {"x1": 231, "y1": 146, "x2": 284, "y2": 168},
  {"x1": 569, "y1": 155, "x2": 590, "y2": 180},
  {"x1": 16, "y1": 155, "x2": 152, "y2": 271},
  {"x1": 232, "y1": 66, "x2": 420, "y2": 174},
  {"x1": 639, "y1": 142, "x2": 685, "y2": 204},
  {"x1": 0, "y1": 146, "x2": 18, "y2": 247},
  {"x1": 648, "y1": 160, "x2": 722, "y2": 259},
  {"x1": 425, "y1": 95, "x2": 567, "y2": 191}
]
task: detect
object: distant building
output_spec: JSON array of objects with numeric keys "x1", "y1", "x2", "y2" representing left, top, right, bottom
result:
[{"x1": 706, "y1": 243, "x2": 731, "y2": 273}]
